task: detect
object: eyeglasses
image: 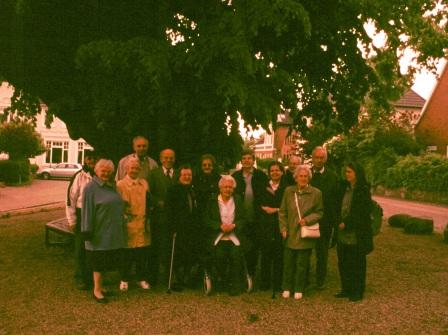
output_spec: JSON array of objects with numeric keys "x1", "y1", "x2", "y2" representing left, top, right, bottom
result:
[{"x1": 202, "y1": 164, "x2": 212, "y2": 167}]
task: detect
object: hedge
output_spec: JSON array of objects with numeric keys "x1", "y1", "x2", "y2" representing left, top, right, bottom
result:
[
  {"x1": 384, "y1": 154, "x2": 448, "y2": 193},
  {"x1": 0, "y1": 160, "x2": 31, "y2": 184}
]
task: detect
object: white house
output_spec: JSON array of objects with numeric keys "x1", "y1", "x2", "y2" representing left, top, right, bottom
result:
[{"x1": 0, "y1": 82, "x2": 93, "y2": 166}]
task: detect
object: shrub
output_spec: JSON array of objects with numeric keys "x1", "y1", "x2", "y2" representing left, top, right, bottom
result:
[
  {"x1": 404, "y1": 217, "x2": 433, "y2": 235},
  {"x1": 384, "y1": 154, "x2": 448, "y2": 193},
  {"x1": 0, "y1": 160, "x2": 31, "y2": 184},
  {"x1": 30, "y1": 163, "x2": 39, "y2": 175},
  {"x1": 443, "y1": 225, "x2": 448, "y2": 244},
  {"x1": 388, "y1": 214, "x2": 411, "y2": 228}
]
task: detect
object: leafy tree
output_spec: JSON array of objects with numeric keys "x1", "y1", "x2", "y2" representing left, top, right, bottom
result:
[
  {"x1": 0, "y1": 121, "x2": 45, "y2": 161},
  {"x1": 0, "y1": 0, "x2": 447, "y2": 163}
]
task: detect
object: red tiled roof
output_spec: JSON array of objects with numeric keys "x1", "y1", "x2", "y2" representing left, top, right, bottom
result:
[{"x1": 393, "y1": 89, "x2": 426, "y2": 108}]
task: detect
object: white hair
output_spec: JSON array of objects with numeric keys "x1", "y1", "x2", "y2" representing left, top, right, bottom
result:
[
  {"x1": 218, "y1": 175, "x2": 237, "y2": 188},
  {"x1": 293, "y1": 164, "x2": 312, "y2": 180},
  {"x1": 94, "y1": 159, "x2": 115, "y2": 173}
]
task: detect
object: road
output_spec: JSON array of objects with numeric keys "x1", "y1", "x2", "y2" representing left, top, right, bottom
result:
[
  {"x1": 0, "y1": 179, "x2": 68, "y2": 214},
  {"x1": 374, "y1": 195, "x2": 448, "y2": 232},
  {"x1": 1, "y1": 180, "x2": 447, "y2": 232}
]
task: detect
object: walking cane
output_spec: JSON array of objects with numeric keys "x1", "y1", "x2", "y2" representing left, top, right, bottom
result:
[{"x1": 167, "y1": 232, "x2": 177, "y2": 294}]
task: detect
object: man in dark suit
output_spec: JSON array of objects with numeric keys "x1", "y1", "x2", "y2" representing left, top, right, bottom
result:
[
  {"x1": 284, "y1": 155, "x2": 302, "y2": 186},
  {"x1": 148, "y1": 148, "x2": 177, "y2": 286},
  {"x1": 310, "y1": 146, "x2": 339, "y2": 289},
  {"x1": 232, "y1": 148, "x2": 268, "y2": 278}
]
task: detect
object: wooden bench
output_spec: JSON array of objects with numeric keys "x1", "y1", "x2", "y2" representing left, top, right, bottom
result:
[{"x1": 45, "y1": 217, "x2": 75, "y2": 246}]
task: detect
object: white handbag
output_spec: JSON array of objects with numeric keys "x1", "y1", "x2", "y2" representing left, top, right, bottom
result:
[{"x1": 294, "y1": 192, "x2": 320, "y2": 239}]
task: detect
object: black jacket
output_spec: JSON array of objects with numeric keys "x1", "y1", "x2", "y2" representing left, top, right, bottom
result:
[
  {"x1": 339, "y1": 182, "x2": 374, "y2": 255},
  {"x1": 232, "y1": 168, "x2": 268, "y2": 222},
  {"x1": 310, "y1": 167, "x2": 339, "y2": 236}
]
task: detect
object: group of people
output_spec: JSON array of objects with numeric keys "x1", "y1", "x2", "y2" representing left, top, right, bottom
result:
[{"x1": 66, "y1": 135, "x2": 374, "y2": 304}]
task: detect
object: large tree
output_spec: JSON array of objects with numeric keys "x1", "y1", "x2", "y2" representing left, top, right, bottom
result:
[{"x1": 0, "y1": 0, "x2": 447, "y2": 163}]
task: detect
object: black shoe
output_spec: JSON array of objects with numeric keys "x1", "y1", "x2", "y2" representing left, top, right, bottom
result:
[
  {"x1": 349, "y1": 294, "x2": 363, "y2": 302},
  {"x1": 93, "y1": 294, "x2": 108, "y2": 304},
  {"x1": 334, "y1": 291, "x2": 349, "y2": 298},
  {"x1": 171, "y1": 283, "x2": 184, "y2": 292}
]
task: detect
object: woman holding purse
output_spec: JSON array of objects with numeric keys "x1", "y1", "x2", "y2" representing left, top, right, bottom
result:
[{"x1": 279, "y1": 165, "x2": 323, "y2": 300}]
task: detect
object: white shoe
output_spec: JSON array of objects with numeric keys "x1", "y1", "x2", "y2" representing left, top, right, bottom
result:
[
  {"x1": 119, "y1": 281, "x2": 128, "y2": 292},
  {"x1": 282, "y1": 290, "x2": 290, "y2": 298},
  {"x1": 139, "y1": 281, "x2": 151, "y2": 290},
  {"x1": 294, "y1": 292, "x2": 303, "y2": 300}
]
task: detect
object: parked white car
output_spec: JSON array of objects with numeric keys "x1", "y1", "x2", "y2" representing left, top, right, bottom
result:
[{"x1": 37, "y1": 163, "x2": 82, "y2": 180}]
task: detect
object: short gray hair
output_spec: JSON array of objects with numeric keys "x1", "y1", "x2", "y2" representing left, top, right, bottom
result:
[
  {"x1": 95, "y1": 159, "x2": 115, "y2": 173},
  {"x1": 218, "y1": 175, "x2": 237, "y2": 188},
  {"x1": 293, "y1": 164, "x2": 312, "y2": 180},
  {"x1": 312, "y1": 146, "x2": 328, "y2": 160}
]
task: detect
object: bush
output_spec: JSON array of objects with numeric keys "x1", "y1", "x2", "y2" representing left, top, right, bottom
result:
[
  {"x1": 30, "y1": 163, "x2": 39, "y2": 175},
  {"x1": 404, "y1": 217, "x2": 433, "y2": 235},
  {"x1": 388, "y1": 214, "x2": 411, "y2": 228},
  {"x1": 443, "y1": 225, "x2": 448, "y2": 244},
  {"x1": 0, "y1": 160, "x2": 31, "y2": 184},
  {"x1": 384, "y1": 154, "x2": 448, "y2": 193}
]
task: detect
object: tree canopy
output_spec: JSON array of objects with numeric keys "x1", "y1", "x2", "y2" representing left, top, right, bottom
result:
[
  {"x1": 0, "y1": 121, "x2": 45, "y2": 160},
  {"x1": 1, "y1": 0, "x2": 447, "y2": 163}
]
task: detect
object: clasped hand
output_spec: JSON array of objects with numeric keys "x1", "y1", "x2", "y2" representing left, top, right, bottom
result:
[{"x1": 220, "y1": 223, "x2": 235, "y2": 233}]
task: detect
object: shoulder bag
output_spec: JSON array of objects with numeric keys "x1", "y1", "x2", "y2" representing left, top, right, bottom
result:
[{"x1": 295, "y1": 192, "x2": 320, "y2": 239}]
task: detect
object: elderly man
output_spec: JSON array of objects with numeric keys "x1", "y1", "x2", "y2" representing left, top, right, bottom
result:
[
  {"x1": 66, "y1": 150, "x2": 97, "y2": 290},
  {"x1": 116, "y1": 135, "x2": 158, "y2": 182},
  {"x1": 148, "y1": 148, "x2": 177, "y2": 286},
  {"x1": 284, "y1": 155, "x2": 302, "y2": 186},
  {"x1": 309, "y1": 146, "x2": 339, "y2": 289},
  {"x1": 232, "y1": 148, "x2": 268, "y2": 278}
]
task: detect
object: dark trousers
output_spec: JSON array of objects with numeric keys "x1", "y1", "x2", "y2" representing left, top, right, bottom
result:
[
  {"x1": 215, "y1": 241, "x2": 243, "y2": 293},
  {"x1": 282, "y1": 248, "x2": 312, "y2": 293},
  {"x1": 148, "y1": 211, "x2": 170, "y2": 285},
  {"x1": 74, "y1": 209, "x2": 92, "y2": 285},
  {"x1": 314, "y1": 230, "x2": 331, "y2": 286},
  {"x1": 120, "y1": 246, "x2": 150, "y2": 282},
  {"x1": 337, "y1": 244, "x2": 367, "y2": 297},
  {"x1": 172, "y1": 239, "x2": 198, "y2": 286},
  {"x1": 245, "y1": 221, "x2": 260, "y2": 277},
  {"x1": 260, "y1": 238, "x2": 283, "y2": 291}
]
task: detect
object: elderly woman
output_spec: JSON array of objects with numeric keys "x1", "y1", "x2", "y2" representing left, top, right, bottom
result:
[
  {"x1": 166, "y1": 165, "x2": 199, "y2": 290},
  {"x1": 335, "y1": 162, "x2": 374, "y2": 302},
  {"x1": 205, "y1": 175, "x2": 247, "y2": 296},
  {"x1": 116, "y1": 158, "x2": 151, "y2": 292},
  {"x1": 82, "y1": 159, "x2": 126, "y2": 303},
  {"x1": 279, "y1": 165, "x2": 323, "y2": 300},
  {"x1": 259, "y1": 161, "x2": 287, "y2": 292},
  {"x1": 194, "y1": 154, "x2": 221, "y2": 217}
]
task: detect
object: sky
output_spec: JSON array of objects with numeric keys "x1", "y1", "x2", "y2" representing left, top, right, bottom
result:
[{"x1": 411, "y1": 59, "x2": 446, "y2": 99}]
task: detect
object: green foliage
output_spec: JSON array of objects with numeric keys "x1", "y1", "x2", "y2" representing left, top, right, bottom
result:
[
  {"x1": 384, "y1": 154, "x2": 448, "y2": 192},
  {"x1": 404, "y1": 217, "x2": 433, "y2": 235},
  {"x1": 0, "y1": 160, "x2": 31, "y2": 184},
  {"x1": 327, "y1": 119, "x2": 422, "y2": 184},
  {"x1": 0, "y1": 121, "x2": 45, "y2": 160},
  {"x1": 388, "y1": 214, "x2": 412, "y2": 228},
  {"x1": 0, "y1": 0, "x2": 447, "y2": 162}
]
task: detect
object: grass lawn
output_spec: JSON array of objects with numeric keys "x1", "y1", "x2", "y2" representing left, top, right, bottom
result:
[{"x1": 1, "y1": 209, "x2": 447, "y2": 335}]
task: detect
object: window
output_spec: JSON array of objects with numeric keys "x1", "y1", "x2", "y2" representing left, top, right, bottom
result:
[{"x1": 45, "y1": 141, "x2": 69, "y2": 164}]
